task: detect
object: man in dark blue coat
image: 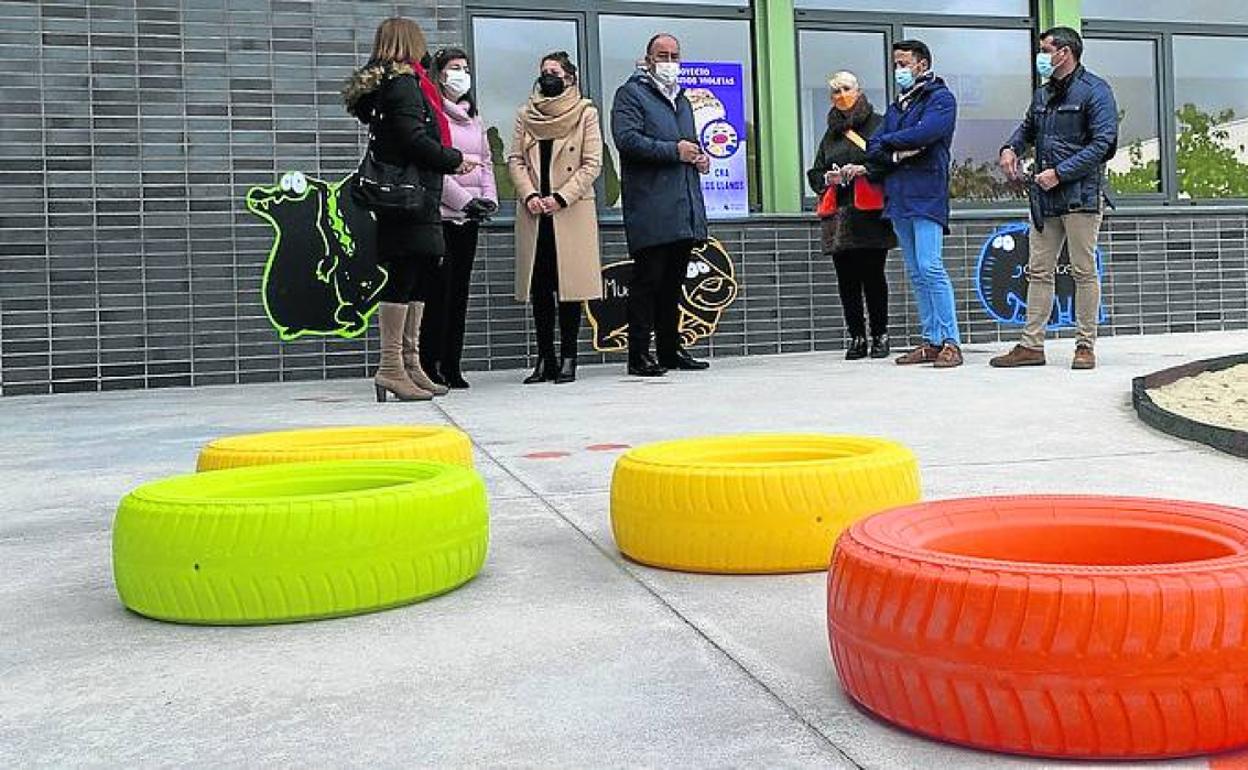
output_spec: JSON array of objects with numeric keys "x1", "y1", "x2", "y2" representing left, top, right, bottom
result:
[
  {"x1": 991, "y1": 26, "x2": 1118, "y2": 371},
  {"x1": 611, "y1": 33, "x2": 711, "y2": 377},
  {"x1": 867, "y1": 39, "x2": 964, "y2": 369}
]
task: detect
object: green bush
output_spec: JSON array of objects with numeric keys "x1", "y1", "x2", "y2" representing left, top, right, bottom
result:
[{"x1": 1110, "y1": 104, "x2": 1248, "y2": 198}]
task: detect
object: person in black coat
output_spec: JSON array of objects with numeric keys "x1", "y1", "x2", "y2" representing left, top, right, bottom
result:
[
  {"x1": 344, "y1": 18, "x2": 472, "y2": 402},
  {"x1": 610, "y1": 33, "x2": 712, "y2": 377},
  {"x1": 807, "y1": 71, "x2": 897, "y2": 360}
]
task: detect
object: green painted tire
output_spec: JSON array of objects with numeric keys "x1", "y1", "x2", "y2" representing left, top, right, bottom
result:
[{"x1": 112, "y1": 460, "x2": 488, "y2": 625}]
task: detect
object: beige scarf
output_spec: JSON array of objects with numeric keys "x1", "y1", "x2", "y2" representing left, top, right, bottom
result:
[{"x1": 521, "y1": 88, "x2": 591, "y2": 141}]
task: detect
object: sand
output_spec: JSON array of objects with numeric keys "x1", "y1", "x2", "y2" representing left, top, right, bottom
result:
[{"x1": 1147, "y1": 363, "x2": 1248, "y2": 432}]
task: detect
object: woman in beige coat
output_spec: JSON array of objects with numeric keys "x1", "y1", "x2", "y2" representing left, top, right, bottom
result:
[{"x1": 508, "y1": 51, "x2": 603, "y2": 384}]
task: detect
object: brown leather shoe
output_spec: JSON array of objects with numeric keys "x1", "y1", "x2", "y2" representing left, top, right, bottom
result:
[
  {"x1": 932, "y1": 342, "x2": 963, "y2": 368},
  {"x1": 895, "y1": 343, "x2": 940, "y2": 365},
  {"x1": 1072, "y1": 344, "x2": 1096, "y2": 370},
  {"x1": 989, "y1": 344, "x2": 1046, "y2": 368}
]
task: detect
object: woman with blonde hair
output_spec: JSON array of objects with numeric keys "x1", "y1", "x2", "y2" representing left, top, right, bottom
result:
[
  {"x1": 508, "y1": 51, "x2": 604, "y2": 384},
  {"x1": 806, "y1": 70, "x2": 895, "y2": 360},
  {"x1": 343, "y1": 17, "x2": 475, "y2": 401}
]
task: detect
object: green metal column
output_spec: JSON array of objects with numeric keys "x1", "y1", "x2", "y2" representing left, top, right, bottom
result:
[
  {"x1": 1039, "y1": 0, "x2": 1082, "y2": 31},
  {"x1": 754, "y1": 0, "x2": 802, "y2": 213}
]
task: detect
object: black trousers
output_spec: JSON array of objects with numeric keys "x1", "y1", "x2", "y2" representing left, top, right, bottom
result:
[
  {"x1": 627, "y1": 239, "x2": 694, "y2": 360},
  {"x1": 377, "y1": 218, "x2": 440, "y2": 304},
  {"x1": 531, "y1": 216, "x2": 582, "y2": 360},
  {"x1": 831, "y1": 247, "x2": 889, "y2": 338},
  {"x1": 419, "y1": 221, "x2": 479, "y2": 373},
  {"x1": 377, "y1": 252, "x2": 439, "y2": 303}
]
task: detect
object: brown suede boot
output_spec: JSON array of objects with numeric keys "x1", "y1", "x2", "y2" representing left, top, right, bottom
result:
[
  {"x1": 895, "y1": 343, "x2": 940, "y2": 365},
  {"x1": 375, "y1": 302, "x2": 432, "y2": 402},
  {"x1": 989, "y1": 344, "x2": 1046, "y2": 368},
  {"x1": 1072, "y1": 343, "x2": 1096, "y2": 370},
  {"x1": 932, "y1": 341, "x2": 964, "y2": 369},
  {"x1": 403, "y1": 301, "x2": 448, "y2": 396}
]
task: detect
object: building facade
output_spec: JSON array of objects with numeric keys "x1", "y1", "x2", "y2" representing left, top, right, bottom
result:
[{"x1": 1, "y1": 0, "x2": 1245, "y2": 395}]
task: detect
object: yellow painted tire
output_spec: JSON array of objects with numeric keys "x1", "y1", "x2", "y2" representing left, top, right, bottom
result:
[
  {"x1": 610, "y1": 434, "x2": 920, "y2": 573},
  {"x1": 196, "y1": 425, "x2": 472, "y2": 471},
  {"x1": 113, "y1": 460, "x2": 488, "y2": 624}
]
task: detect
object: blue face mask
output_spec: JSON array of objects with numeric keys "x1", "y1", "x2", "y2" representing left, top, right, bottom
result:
[
  {"x1": 894, "y1": 66, "x2": 915, "y2": 91},
  {"x1": 1035, "y1": 52, "x2": 1055, "y2": 79}
]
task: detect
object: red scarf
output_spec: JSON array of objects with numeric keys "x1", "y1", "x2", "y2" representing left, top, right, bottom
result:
[{"x1": 412, "y1": 60, "x2": 451, "y2": 146}]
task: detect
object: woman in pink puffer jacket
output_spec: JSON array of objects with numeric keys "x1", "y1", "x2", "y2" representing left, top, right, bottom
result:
[{"x1": 419, "y1": 47, "x2": 498, "y2": 389}]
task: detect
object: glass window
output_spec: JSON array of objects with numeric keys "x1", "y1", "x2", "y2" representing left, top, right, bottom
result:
[
  {"x1": 1084, "y1": 39, "x2": 1162, "y2": 195},
  {"x1": 795, "y1": 0, "x2": 1027, "y2": 15},
  {"x1": 902, "y1": 25, "x2": 1033, "y2": 202},
  {"x1": 471, "y1": 17, "x2": 579, "y2": 201},
  {"x1": 1084, "y1": 1, "x2": 1247, "y2": 24},
  {"x1": 617, "y1": 0, "x2": 747, "y2": 4},
  {"x1": 797, "y1": 29, "x2": 888, "y2": 189},
  {"x1": 1172, "y1": 35, "x2": 1248, "y2": 199},
  {"x1": 597, "y1": 15, "x2": 756, "y2": 209}
]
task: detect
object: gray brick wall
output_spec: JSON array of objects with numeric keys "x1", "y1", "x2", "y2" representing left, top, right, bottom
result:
[
  {"x1": 2, "y1": 1, "x2": 1246, "y2": 395},
  {"x1": 0, "y1": 0, "x2": 462, "y2": 395}
]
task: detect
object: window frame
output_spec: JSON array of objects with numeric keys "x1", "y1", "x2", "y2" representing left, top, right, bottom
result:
[
  {"x1": 793, "y1": 8, "x2": 1034, "y2": 211},
  {"x1": 1083, "y1": 18, "x2": 1248, "y2": 207},
  {"x1": 464, "y1": 0, "x2": 757, "y2": 219},
  {"x1": 1081, "y1": 32, "x2": 1169, "y2": 205}
]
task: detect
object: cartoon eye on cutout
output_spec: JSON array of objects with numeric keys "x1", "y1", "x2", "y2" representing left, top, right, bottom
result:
[
  {"x1": 697, "y1": 261, "x2": 710, "y2": 275},
  {"x1": 1003, "y1": 235, "x2": 1016, "y2": 252},
  {"x1": 992, "y1": 236, "x2": 1004, "y2": 250},
  {"x1": 686, "y1": 263, "x2": 699, "y2": 279},
  {"x1": 290, "y1": 172, "x2": 307, "y2": 195},
  {"x1": 279, "y1": 173, "x2": 294, "y2": 192}
]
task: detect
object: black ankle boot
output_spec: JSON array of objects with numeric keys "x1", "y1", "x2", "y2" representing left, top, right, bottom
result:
[
  {"x1": 423, "y1": 359, "x2": 447, "y2": 386},
  {"x1": 554, "y1": 357, "x2": 577, "y2": 384},
  {"x1": 627, "y1": 352, "x2": 665, "y2": 377},
  {"x1": 523, "y1": 356, "x2": 558, "y2": 384},
  {"x1": 442, "y1": 368, "x2": 470, "y2": 389},
  {"x1": 845, "y1": 336, "x2": 868, "y2": 360},
  {"x1": 870, "y1": 333, "x2": 890, "y2": 359}
]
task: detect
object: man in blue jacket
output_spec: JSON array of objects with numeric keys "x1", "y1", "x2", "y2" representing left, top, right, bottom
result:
[
  {"x1": 991, "y1": 27, "x2": 1118, "y2": 371},
  {"x1": 867, "y1": 39, "x2": 963, "y2": 369},
  {"x1": 611, "y1": 33, "x2": 712, "y2": 378}
]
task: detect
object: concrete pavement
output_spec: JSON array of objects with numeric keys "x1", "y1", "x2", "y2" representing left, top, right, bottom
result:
[{"x1": 3, "y1": 331, "x2": 1247, "y2": 768}]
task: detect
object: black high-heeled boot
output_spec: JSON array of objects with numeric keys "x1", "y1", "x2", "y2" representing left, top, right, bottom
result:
[
  {"x1": 870, "y1": 333, "x2": 891, "y2": 359},
  {"x1": 523, "y1": 356, "x2": 558, "y2": 384},
  {"x1": 845, "y1": 336, "x2": 868, "y2": 360},
  {"x1": 442, "y1": 367, "x2": 470, "y2": 389},
  {"x1": 554, "y1": 357, "x2": 577, "y2": 384}
]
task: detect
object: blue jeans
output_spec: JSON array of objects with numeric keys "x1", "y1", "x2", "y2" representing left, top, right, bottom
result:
[{"x1": 891, "y1": 216, "x2": 961, "y2": 346}]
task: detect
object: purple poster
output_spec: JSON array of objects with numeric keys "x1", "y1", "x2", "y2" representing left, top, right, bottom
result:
[{"x1": 678, "y1": 62, "x2": 748, "y2": 219}]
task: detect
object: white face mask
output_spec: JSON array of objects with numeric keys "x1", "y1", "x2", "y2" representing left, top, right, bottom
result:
[
  {"x1": 653, "y1": 61, "x2": 680, "y2": 86},
  {"x1": 443, "y1": 69, "x2": 471, "y2": 99}
]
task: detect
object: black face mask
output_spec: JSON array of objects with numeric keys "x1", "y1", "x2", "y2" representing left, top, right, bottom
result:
[{"x1": 537, "y1": 73, "x2": 566, "y2": 98}]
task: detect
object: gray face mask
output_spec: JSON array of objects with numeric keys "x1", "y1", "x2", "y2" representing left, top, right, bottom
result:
[
  {"x1": 652, "y1": 62, "x2": 680, "y2": 86},
  {"x1": 443, "y1": 70, "x2": 471, "y2": 98}
]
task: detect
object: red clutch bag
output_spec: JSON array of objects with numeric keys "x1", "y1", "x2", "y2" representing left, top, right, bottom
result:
[
  {"x1": 853, "y1": 177, "x2": 885, "y2": 211},
  {"x1": 816, "y1": 185, "x2": 838, "y2": 218},
  {"x1": 818, "y1": 177, "x2": 884, "y2": 218}
]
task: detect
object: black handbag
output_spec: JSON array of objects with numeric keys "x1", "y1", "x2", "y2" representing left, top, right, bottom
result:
[{"x1": 351, "y1": 128, "x2": 439, "y2": 220}]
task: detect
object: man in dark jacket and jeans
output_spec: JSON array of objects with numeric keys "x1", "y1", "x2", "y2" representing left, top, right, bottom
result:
[
  {"x1": 868, "y1": 39, "x2": 963, "y2": 369},
  {"x1": 991, "y1": 26, "x2": 1117, "y2": 371},
  {"x1": 611, "y1": 33, "x2": 711, "y2": 377}
]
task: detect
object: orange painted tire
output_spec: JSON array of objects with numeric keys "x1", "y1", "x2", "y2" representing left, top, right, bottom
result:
[{"x1": 827, "y1": 495, "x2": 1248, "y2": 759}]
